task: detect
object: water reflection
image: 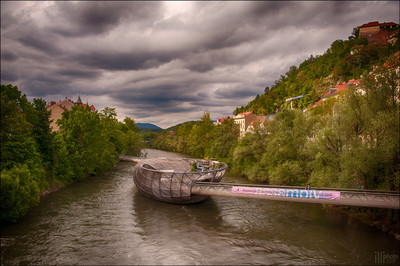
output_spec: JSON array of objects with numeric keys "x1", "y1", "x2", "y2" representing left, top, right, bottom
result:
[{"x1": 133, "y1": 191, "x2": 223, "y2": 232}]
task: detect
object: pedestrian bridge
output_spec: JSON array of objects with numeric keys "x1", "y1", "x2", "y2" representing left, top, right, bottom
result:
[
  {"x1": 121, "y1": 155, "x2": 399, "y2": 209},
  {"x1": 191, "y1": 182, "x2": 400, "y2": 209}
]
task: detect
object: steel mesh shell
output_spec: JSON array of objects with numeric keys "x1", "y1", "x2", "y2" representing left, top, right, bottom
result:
[{"x1": 133, "y1": 158, "x2": 227, "y2": 204}]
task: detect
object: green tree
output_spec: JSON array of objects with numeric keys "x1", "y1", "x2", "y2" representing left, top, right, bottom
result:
[
  {"x1": 121, "y1": 117, "x2": 142, "y2": 155},
  {"x1": 0, "y1": 165, "x2": 40, "y2": 222},
  {"x1": 54, "y1": 105, "x2": 116, "y2": 181},
  {"x1": 207, "y1": 118, "x2": 239, "y2": 165},
  {"x1": 187, "y1": 113, "x2": 214, "y2": 157},
  {"x1": 1, "y1": 84, "x2": 48, "y2": 222}
]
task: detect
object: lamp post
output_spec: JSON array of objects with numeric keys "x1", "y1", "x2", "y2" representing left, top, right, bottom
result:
[{"x1": 285, "y1": 95, "x2": 305, "y2": 109}]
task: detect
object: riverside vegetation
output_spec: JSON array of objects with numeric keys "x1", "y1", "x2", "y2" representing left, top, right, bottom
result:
[
  {"x1": 151, "y1": 32, "x2": 399, "y2": 192},
  {"x1": 150, "y1": 31, "x2": 399, "y2": 235},
  {"x1": 152, "y1": 63, "x2": 399, "y2": 191},
  {"x1": 1, "y1": 84, "x2": 143, "y2": 222}
]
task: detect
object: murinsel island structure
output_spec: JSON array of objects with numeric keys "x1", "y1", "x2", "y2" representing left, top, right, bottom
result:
[{"x1": 133, "y1": 157, "x2": 227, "y2": 204}]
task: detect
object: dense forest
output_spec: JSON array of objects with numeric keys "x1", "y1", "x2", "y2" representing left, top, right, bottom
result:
[
  {"x1": 0, "y1": 84, "x2": 143, "y2": 222},
  {"x1": 152, "y1": 35, "x2": 399, "y2": 192}
]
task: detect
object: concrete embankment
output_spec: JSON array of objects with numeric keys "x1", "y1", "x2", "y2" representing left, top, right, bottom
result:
[{"x1": 119, "y1": 155, "x2": 142, "y2": 163}]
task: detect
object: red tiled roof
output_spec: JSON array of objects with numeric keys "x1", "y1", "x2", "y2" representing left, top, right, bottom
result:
[
  {"x1": 380, "y1": 22, "x2": 398, "y2": 27},
  {"x1": 321, "y1": 91, "x2": 332, "y2": 98},
  {"x1": 307, "y1": 99, "x2": 324, "y2": 110},
  {"x1": 334, "y1": 83, "x2": 348, "y2": 93},
  {"x1": 360, "y1": 21, "x2": 380, "y2": 28},
  {"x1": 218, "y1": 116, "x2": 230, "y2": 122},
  {"x1": 311, "y1": 82, "x2": 350, "y2": 109},
  {"x1": 82, "y1": 103, "x2": 96, "y2": 111},
  {"x1": 348, "y1": 79, "x2": 361, "y2": 84},
  {"x1": 360, "y1": 21, "x2": 398, "y2": 28},
  {"x1": 382, "y1": 51, "x2": 400, "y2": 69},
  {"x1": 240, "y1": 112, "x2": 252, "y2": 116}
]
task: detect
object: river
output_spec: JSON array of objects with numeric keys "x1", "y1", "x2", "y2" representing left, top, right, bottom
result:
[{"x1": 1, "y1": 149, "x2": 399, "y2": 265}]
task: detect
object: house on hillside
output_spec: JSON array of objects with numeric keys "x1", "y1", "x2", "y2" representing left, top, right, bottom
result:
[
  {"x1": 359, "y1": 21, "x2": 398, "y2": 45},
  {"x1": 246, "y1": 113, "x2": 276, "y2": 134},
  {"x1": 233, "y1": 112, "x2": 263, "y2": 138},
  {"x1": 47, "y1": 96, "x2": 96, "y2": 132},
  {"x1": 306, "y1": 79, "x2": 362, "y2": 111},
  {"x1": 213, "y1": 116, "x2": 230, "y2": 125},
  {"x1": 371, "y1": 51, "x2": 400, "y2": 102}
]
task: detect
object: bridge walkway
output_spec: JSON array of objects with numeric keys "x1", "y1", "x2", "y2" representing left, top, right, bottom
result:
[{"x1": 191, "y1": 182, "x2": 400, "y2": 209}]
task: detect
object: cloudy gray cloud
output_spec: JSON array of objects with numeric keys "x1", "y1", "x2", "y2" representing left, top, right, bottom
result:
[{"x1": 1, "y1": 1, "x2": 399, "y2": 128}]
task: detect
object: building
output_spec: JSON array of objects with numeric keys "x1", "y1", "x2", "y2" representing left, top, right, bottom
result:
[
  {"x1": 82, "y1": 103, "x2": 96, "y2": 112},
  {"x1": 47, "y1": 103, "x2": 67, "y2": 132},
  {"x1": 306, "y1": 79, "x2": 362, "y2": 111},
  {"x1": 47, "y1": 96, "x2": 95, "y2": 132},
  {"x1": 246, "y1": 113, "x2": 276, "y2": 134},
  {"x1": 233, "y1": 112, "x2": 261, "y2": 138},
  {"x1": 372, "y1": 51, "x2": 400, "y2": 102},
  {"x1": 359, "y1": 21, "x2": 398, "y2": 46},
  {"x1": 213, "y1": 116, "x2": 230, "y2": 125}
]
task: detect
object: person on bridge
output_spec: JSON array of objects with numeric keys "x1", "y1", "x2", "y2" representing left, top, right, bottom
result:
[{"x1": 305, "y1": 184, "x2": 311, "y2": 190}]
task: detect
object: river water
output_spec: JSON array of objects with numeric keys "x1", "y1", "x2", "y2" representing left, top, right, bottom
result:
[{"x1": 1, "y1": 149, "x2": 399, "y2": 265}]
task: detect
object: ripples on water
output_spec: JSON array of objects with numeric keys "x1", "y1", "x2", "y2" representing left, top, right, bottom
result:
[{"x1": 1, "y1": 149, "x2": 399, "y2": 265}]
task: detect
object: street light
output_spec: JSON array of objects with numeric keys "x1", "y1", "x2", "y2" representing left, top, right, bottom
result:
[{"x1": 285, "y1": 95, "x2": 305, "y2": 109}]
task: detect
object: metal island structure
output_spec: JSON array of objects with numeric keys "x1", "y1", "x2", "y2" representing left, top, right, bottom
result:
[{"x1": 133, "y1": 157, "x2": 227, "y2": 204}]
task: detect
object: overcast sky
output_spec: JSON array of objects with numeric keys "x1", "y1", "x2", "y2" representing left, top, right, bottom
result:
[{"x1": 1, "y1": 1, "x2": 399, "y2": 128}]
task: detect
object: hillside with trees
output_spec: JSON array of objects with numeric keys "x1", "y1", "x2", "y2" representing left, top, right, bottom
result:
[
  {"x1": 234, "y1": 29, "x2": 399, "y2": 115},
  {"x1": 152, "y1": 30, "x2": 399, "y2": 193}
]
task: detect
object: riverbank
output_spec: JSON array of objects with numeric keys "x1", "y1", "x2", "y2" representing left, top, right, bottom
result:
[
  {"x1": 327, "y1": 205, "x2": 400, "y2": 241},
  {"x1": 40, "y1": 179, "x2": 61, "y2": 197}
]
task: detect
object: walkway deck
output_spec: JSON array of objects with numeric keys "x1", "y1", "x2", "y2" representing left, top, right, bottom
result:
[{"x1": 191, "y1": 182, "x2": 400, "y2": 209}]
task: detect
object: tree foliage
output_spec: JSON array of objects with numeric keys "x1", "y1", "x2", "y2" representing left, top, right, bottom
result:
[
  {"x1": 152, "y1": 113, "x2": 239, "y2": 166},
  {"x1": 1, "y1": 85, "x2": 143, "y2": 222}
]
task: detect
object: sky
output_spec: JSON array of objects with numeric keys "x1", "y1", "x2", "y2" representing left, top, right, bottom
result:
[{"x1": 1, "y1": 1, "x2": 399, "y2": 128}]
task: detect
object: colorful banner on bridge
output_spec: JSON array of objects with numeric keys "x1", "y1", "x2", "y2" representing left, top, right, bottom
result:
[{"x1": 231, "y1": 186, "x2": 340, "y2": 200}]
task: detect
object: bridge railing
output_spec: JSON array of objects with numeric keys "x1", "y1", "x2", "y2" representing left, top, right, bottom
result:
[{"x1": 191, "y1": 182, "x2": 400, "y2": 209}]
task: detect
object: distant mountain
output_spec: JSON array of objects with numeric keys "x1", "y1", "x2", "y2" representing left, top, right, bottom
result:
[
  {"x1": 164, "y1": 121, "x2": 196, "y2": 132},
  {"x1": 136, "y1": 123, "x2": 163, "y2": 132}
]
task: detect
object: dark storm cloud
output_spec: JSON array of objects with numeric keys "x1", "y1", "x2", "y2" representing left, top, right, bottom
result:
[
  {"x1": 17, "y1": 35, "x2": 60, "y2": 54},
  {"x1": 112, "y1": 92, "x2": 196, "y2": 117},
  {"x1": 56, "y1": 69, "x2": 102, "y2": 79},
  {"x1": 1, "y1": 51, "x2": 18, "y2": 62},
  {"x1": 1, "y1": 69, "x2": 19, "y2": 82},
  {"x1": 75, "y1": 51, "x2": 177, "y2": 71},
  {"x1": 47, "y1": 1, "x2": 163, "y2": 37},
  {"x1": 248, "y1": 1, "x2": 294, "y2": 16},
  {"x1": 112, "y1": 83, "x2": 196, "y2": 108},
  {"x1": 1, "y1": 1, "x2": 399, "y2": 128}
]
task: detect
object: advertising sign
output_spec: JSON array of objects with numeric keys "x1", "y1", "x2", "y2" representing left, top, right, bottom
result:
[{"x1": 232, "y1": 186, "x2": 340, "y2": 200}]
